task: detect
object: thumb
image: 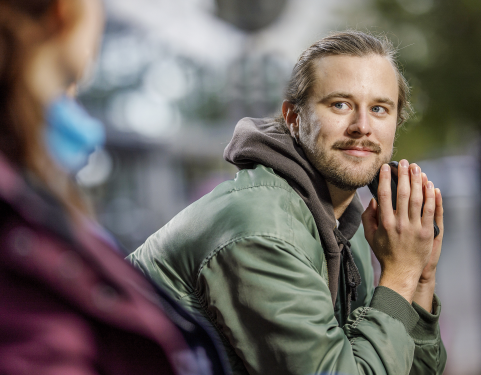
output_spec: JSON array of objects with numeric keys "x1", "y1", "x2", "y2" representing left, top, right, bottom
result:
[{"x1": 362, "y1": 198, "x2": 378, "y2": 243}]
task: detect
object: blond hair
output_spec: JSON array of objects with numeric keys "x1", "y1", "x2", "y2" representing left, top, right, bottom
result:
[{"x1": 283, "y1": 30, "x2": 413, "y2": 127}]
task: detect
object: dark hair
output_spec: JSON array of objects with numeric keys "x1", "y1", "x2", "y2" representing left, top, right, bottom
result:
[
  {"x1": 0, "y1": 0, "x2": 89, "y2": 214},
  {"x1": 282, "y1": 30, "x2": 413, "y2": 127}
]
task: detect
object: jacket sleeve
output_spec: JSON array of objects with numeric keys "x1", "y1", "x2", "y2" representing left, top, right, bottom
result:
[
  {"x1": 197, "y1": 235, "x2": 420, "y2": 375},
  {"x1": 409, "y1": 296, "x2": 447, "y2": 374},
  {"x1": 352, "y1": 233, "x2": 447, "y2": 375}
]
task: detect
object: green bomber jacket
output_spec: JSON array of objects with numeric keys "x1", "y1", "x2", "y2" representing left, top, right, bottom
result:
[{"x1": 128, "y1": 164, "x2": 447, "y2": 375}]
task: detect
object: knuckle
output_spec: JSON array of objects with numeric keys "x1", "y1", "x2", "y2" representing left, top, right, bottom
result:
[
  {"x1": 397, "y1": 190, "x2": 410, "y2": 200},
  {"x1": 411, "y1": 196, "x2": 423, "y2": 206},
  {"x1": 419, "y1": 228, "x2": 433, "y2": 241},
  {"x1": 423, "y1": 206, "x2": 435, "y2": 216},
  {"x1": 417, "y1": 223, "x2": 433, "y2": 237},
  {"x1": 378, "y1": 190, "x2": 391, "y2": 199},
  {"x1": 382, "y1": 218, "x2": 395, "y2": 231},
  {"x1": 399, "y1": 166, "x2": 409, "y2": 175},
  {"x1": 411, "y1": 175, "x2": 422, "y2": 183},
  {"x1": 424, "y1": 191, "x2": 434, "y2": 200},
  {"x1": 395, "y1": 220, "x2": 407, "y2": 233}
]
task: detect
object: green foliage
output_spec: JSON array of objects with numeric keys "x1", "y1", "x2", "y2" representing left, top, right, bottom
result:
[{"x1": 345, "y1": 0, "x2": 481, "y2": 160}]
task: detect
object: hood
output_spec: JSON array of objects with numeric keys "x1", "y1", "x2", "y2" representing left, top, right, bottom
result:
[{"x1": 224, "y1": 117, "x2": 364, "y2": 306}]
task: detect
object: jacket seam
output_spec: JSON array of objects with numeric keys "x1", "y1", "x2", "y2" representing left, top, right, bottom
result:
[
  {"x1": 228, "y1": 176, "x2": 323, "y2": 281},
  {"x1": 412, "y1": 336, "x2": 441, "y2": 345},
  {"x1": 192, "y1": 233, "x2": 322, "y2": 352},
  {"x1": 178, "y1": 290, "x2": 195, "y2": 300},
  {"x1": 352, "y1": 307, "x2": 371, "y2": 329},
  {"x1": 228, "y1": 183, "x2": 292, "y2": 195},
  {"x1": 192, "y1": 288, "x2": 232, "y2": 346},
  {"x1": 287, "y1": 188, "x2": 294, "y2": 245},
  {"x1": 195, "y1": 233, "x2": 320, "y2": 283}
]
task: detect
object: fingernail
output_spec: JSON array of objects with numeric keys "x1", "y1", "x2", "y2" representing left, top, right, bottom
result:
[
  {"x1": 400, "y1": 159, "x2": 409, "y2": 168},
  {"x1": 412, "y1": 166, "x2": 420, "y2": 175},
  {"x1": 381, "y1": 164, "x2": 390, "y2": 172},
  {"x1": 427, "y1": 181, "x2": 433, "y2": 189}
]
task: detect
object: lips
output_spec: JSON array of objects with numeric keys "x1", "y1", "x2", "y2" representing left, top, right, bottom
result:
[
  {"x1": 339, "y1": 146, "x2": 376, "y2": 152},
  {"x1": 331, "y1": 139, "x2": 382, "y2": 155},
  {"x1": 339, "y1": 147, "x2": 375, "y2": 157}
]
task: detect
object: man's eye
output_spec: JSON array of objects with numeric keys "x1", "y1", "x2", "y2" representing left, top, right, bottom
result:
[
  {"x1": 334, "y1": 102, "x2": 349, "y2": 110},
  {"x1": 372, "y1": 106, "x2": 386, "y2": 114}
]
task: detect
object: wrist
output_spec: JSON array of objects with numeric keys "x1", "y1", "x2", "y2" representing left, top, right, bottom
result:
[
  {"x1": 417, "y1": 275, "x2": 436, "y2": 290},
  {"x1": 418, "y1": 267, "x2": 437, "y2": 286},
  {"x1": 413, "y1": 277, "x2": 436, "y2": 312},
  {"x1": 379, "y1": 272, "x2": 419, "y2": 303}
]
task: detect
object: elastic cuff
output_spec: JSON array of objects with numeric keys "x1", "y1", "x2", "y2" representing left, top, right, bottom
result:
[
  {"x1": 370, "y1": 286, "x2": 419, "y2": 333},
  {"x1": 410, "y1": 293, "x2": 442, "y2": 341}
]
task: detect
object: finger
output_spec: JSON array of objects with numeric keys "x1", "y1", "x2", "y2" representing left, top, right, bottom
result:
[
  {"x1": 434, "y1": 188, "x2": 444, "y2": 238},
  {"x1": 396, "y1": 159, "x2": 410, "y2": 218},
  {"x1": 378, "y1": 163, "x2": 395, "y2": 227},
  {"x1": 409, "y1": 163, "x2": 423, "y2": 221},
  {"x1": 421, "y1": 172, "x2": 428, "y2": 202},
  {"x1": 421, "y1": 181, "x2": 435, "y2": 228},
  {"x1": 422, "y1": 172, "x2": 428, "y2": 186},
  {"x1": 362, "y1": 198, "x2": 378, "y2": 243},
  {"x1": 431, "y1": 188, "x2": 444, "y2": 262}
]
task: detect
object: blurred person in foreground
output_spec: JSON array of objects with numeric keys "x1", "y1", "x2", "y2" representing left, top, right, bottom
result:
[
  {"x1": 129, "y1": 31, "x2": 446, "y2": 375},
  {"x1": 0, "y1": 0, "x2": 229, "y2": 374}
]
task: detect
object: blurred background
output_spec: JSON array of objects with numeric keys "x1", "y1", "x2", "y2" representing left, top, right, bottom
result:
[{"x1": 77, "y1": 0, "x2": 481, "y2": 373}]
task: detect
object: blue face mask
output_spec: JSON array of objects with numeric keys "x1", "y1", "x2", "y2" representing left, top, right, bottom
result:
[{"x1": 45, "y1": 96, "x2": 105, "y2": 174}]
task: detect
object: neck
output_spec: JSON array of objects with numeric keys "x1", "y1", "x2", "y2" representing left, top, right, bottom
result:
[{"x1": 326, "y1": 182, "x2": 356, "y2": 220}]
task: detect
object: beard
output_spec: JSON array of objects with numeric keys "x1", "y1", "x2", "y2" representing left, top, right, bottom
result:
[{"x1": 303, "y1": 138, "x2": 392, "y2": 191}]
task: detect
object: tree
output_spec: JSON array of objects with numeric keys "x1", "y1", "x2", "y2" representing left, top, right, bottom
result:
[{"x1": 346, "y1": 0, "x2": 481, "y2": 161}]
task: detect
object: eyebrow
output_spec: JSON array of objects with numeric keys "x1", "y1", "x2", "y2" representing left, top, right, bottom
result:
[{"x1": 319, "y1": 91, "x2": 397, "y2": 109}]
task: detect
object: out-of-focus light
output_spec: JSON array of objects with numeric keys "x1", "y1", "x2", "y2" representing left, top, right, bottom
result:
[
  {"x1": 98, "y1": 34, "x2": 152, "y2": 89},
  {"x1": 398, "y1": 25, "x2": 429, "y2": 64},
  {"x1": 107, "y1": 90, "x2": 180, "y2": 138},
  {"x1": 143, "y1": 59, "x2": 191, "y2": 100},
  {"x1": 419, "y1": 156, "x2": 479, "y2": 198},
  {"x1": 103, "y1": 0, "x2": 244, "y2": 67},
  {"x1": 396, "y1": 0, "x2": 434, "y2": 15},
  {"x1": 77, "y1": 148, "x2": 113, "y2": 187},
  {"x1": 101, "y1": 197, "x2": 147, "y2": 236}
]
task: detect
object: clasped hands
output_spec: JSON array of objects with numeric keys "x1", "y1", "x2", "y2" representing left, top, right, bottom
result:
[{"x1": 362, "y1": 159, "x2": 444, "y2": 312}]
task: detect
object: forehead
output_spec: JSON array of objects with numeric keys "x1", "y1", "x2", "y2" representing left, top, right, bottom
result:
[{"x1": 309, "y1": 54, "x2": 399, "y2": 104}]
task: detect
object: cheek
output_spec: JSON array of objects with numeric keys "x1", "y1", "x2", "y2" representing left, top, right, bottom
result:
[
  {"x1": 315, "y1": 114, "x2": 346, "y2": 142},
  {"x1": 377, "y1": 124, "x2": 397, "y2": 150},
  {"x1": 66, "y1": 3, "x2": 104, "y2": 81}
]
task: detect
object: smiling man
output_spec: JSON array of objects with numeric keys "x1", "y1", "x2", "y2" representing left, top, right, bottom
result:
[{"x1": 128, "y1": 31, "x2": 446, "y2": 375}]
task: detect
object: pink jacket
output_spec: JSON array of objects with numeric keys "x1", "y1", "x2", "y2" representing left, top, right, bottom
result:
[{"x1": 0, "y1": 153, "x2": 227, "y2": 375}]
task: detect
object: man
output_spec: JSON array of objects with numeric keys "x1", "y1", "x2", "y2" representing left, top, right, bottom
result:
[{"x1": 128, "y1": 31, "x2": 446, "y2": 375}]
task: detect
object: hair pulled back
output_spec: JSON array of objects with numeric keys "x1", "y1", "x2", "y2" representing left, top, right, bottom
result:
[{"x1": 284, "y1": 30, "x2": 413, "y2": 127}]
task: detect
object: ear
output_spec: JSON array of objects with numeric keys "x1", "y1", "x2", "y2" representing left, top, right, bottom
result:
[
  {"x1": 43, "y1": 0, "x2": 81, "y2": 39},
  {"x1": 9, "y1": 0, "x2": 74, "y2": 44},
  {"x1": 282, "y1": 100, "x2": 300, "y2": 140}
]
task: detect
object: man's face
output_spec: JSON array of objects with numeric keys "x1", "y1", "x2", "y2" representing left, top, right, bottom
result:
[{"x1": 298, "y1": 54, "x2": 398, "y2": 191}]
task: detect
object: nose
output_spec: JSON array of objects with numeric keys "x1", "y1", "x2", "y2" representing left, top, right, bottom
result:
[{"x1": 347, "y1": 109, "x2": 372, "y2": 138}]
